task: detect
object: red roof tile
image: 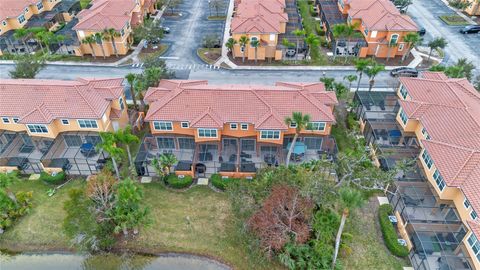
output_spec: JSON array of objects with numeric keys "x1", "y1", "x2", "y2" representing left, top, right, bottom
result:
[
  {"x1": 231, "y1": 0, "x2": 288, "y2": 34},
  {"x1": 0, "y1": 0, "x2": 37, "y2": 22},
  {"x1": 73, "y1": 0, "x2": 137, "y2": 31},
  {"x1": 0, "y1": 78, "x2": 124, "y2": 124},
  {"x1": 144, "y1": 80, "x2": 337, "y2": 130}
]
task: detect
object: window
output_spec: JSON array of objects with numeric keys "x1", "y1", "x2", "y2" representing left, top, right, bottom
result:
[
  {"x1": 433, "y1": 169, "x2": 445, "y2": 191},
  {"x1": 230, "y1": 123, "x2": 238, "y2": 130},
  {"x1": 27, "y1": 124, "x2": 48, "y2": 134},
  {"x1": 78, "y1": 119, "x2": 98, "y2": 129},
  {"x1": 178, "y1": 138, "x2": 195, "y2": 149},
  {"x1": 240, "y1": 46, "x2": 245, "y2": 53},
  {"x1": 464, "y1": 198, "x2": 471, "y2": 209},
  {"x1": 399, "y1": 108, "x2": 408, "y2": 125},
  {"x1": 198, "y1": 128, "x2": 217, "y2": 138},
  {"x1": 13, "y1": 118, "x2": 19, "y2": 123},
  {"x1": 251, "y1": 37, "x2": 258, "y2": 42},
  {"x1": 260, "y1": 130, "x2": 281, "y2": 140},
  {"x1": 338, "y1": 0, "x2": 345, "y2": 9},
  {"x1": 156, "y1": 137, "x2": 175, "y2": 149},
  {"x1": 241, "y1": 123, "x2": 248, "y2": 130},
  {"x1": 471, "y1": 210, "x2": 478, "y2": 220},
  {"x1": 61, "y1": 119, "x2": 70, "y2": 125},
  {"x1": 24, "y1": 7, "x2": 29, "y2": 13},
  {"x1": 2, "y1": 117, "x2": 10, "y2": 124},
  {"x1": 269, "y1": 34, "x2": 275, "y2": 41},
  {"x1": 18, "y1": 15, "x2": 26, "y2": 24},
  {"x1": 399, "y1": 85, "x2": 408, "y2": 99},
  {"x1": 398, "y1": 43, "x2": 404, "y2": 51},
  {"x1": 422, "y1": 150, "x2": 433, "y2": 169},
  {"x1": 2, "y1": 21, "x2": 6, "y2": 26},
  {"x1": 181, "y1": 122, "x2": 189, "y2": 128},
  {"x1": 289, "y1": 122, "x2": 297, "y2": 128},
  {"x1": 309, "y1": 122, "x2": 326, "y2": 131},
  {"x1": 37, "y1": 1, "x2": 44, "y2": 10},
  {"x1": 153, "y1": 121, "x2": 173, "y2": 131},
  {"x1": 120, "y1": 29, "x2": 125, "y2": 36},
  {"x1": 241, "y1": 139, "x2": 255, "y2": 151},
  {"x1": 421, "y1": 127, "x2": 431, "y2": 140},
  {"x1": 390, "y1": 34, "x2": 399, "y2": 45},
  {"x1": 119, "y1": 97, "x2": 125, "y2": 111},
  {"x1": 371, "y1": 30, "x2": 377, "y2": 38},
  {"x1": 468, "y1": 234, "x2": 480, "y2": 262}
]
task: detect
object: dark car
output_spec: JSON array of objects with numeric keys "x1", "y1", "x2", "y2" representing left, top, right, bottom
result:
[
  {"x1": 460, "y1": 25, "x2": 480, "y2": 34},
  {"x1": 390, "y1": 67, "x2": 419, "y2": 77},
  {"x1": 418, "y1": 27, "x2": 426, "y2": 36}
]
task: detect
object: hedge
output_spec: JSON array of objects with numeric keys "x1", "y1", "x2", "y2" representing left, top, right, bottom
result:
[
  {"x1": 165, "y1": 174, "x2": 193, "y2": 189},
  {"x1": 210, "y1": 174, "x2": 239, "y2": 191},
  {"x1": 39, "y1": 171, "x2": 66, "y2": 185},
  {"x1": 378, "y1": 204, "x2": 409, "y2": 257}
]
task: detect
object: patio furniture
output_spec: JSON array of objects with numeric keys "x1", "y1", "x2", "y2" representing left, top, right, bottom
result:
[
  {"x1": 80, "y1": 143, "x2": 96, "y2": 157},
  {"x1": 240, "y1": 162, "x2": 256, "y2": 172},
  {"x1": 176, "y1": 161, "x2": 192, "y2": 171},
  {"x1": 240, "y1": 152, "x2": 252, "y2": 159},
  {"x1": 264, "y1": 154, "x2": 276, "y2": 166}
]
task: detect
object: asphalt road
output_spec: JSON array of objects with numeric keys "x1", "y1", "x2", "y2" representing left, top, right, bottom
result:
[{"x1": 408, "y1": 0, "x2": 480, "y2": 73}]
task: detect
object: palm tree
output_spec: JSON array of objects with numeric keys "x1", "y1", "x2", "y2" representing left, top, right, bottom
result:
[
  {"x1": 332, "y1": 24, "x2": 347, "y2": 60},
  {"x1": 304, "y1": 33, "x2": 319, "y2": 60},
  {"x1": 103, "y1": 28, "x2": 120, "y2": 57},
  {"x1": 125, "y1": 73, "x2": 138, "y2": 110},
  {"x1": 402, "y1": 32, "x2": 421, "y2": 62},
  {"x1": 97, "y1": 131, "x2": 124, "y2": 179},
  {"x1": 13, "y1": 29, "x2": 30, "y2": 53},
  {"x1": 284, "y1": 112, "x2": 311, "y2": 166},
  {"x1": 161, "y1": 153, "x2": 178, "y2": 174},
  {"x1": 354, "y1": 58, "x2": 371, "y2": 91},
  {"x1": 134, "y1": 76, "x2": 147, "y2": 112},
  {"x1": 282, "y1": 38, "x2": 292, "y2": 59},
  {"x1": 55, "y1": 34, "x2": 65, "y2": 54},
  {"x1": 343, "y1": 74, "x2": 357, "y2": 90},
  {"x1": 292, "y1": 29, "x2": 305, "y2": 62},
  {"x1": 94, "y1": 32, "x2": 106, "y2": 59},
  {"x1": 238, "y1": 35, "x2": 249, "y2": 63},
  {"x1": 35, "y1": 31, "x2": 47, "y2": 53},
  {"x1": 225, "y1": 37, "x2": 237, "y2": 56},
  {"x1": 82, "y1": 35, "x2": 97, "y2": 59},
  {"x1": 427, "y1": 37, "x2": 447, "y2": 62},
  {"x1": 115, "y1": 125, "x2": 139, "y2": 166},
  {"x1": 332, "y1": 187, "x2": 364, "y2": 269},
  {"x1": 250, "y1": 39, "x2": 260, "y2": 64},
  {"x1": 365, "y1": 61, "x2": 386, "y2": 92}
]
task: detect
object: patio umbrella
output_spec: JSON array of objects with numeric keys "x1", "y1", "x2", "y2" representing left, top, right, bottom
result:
[{"x1": 286, "y1": 142, "x2": 307, "y2": 155}]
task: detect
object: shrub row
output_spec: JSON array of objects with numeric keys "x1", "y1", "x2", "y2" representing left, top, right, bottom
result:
[
  {"x1": 39, "y1": 171, "x2": 66, "y2": 185},
  {"x1": 378, "y1": 204, "x2": 409, "y2": 257},
  {"x1": 0, "y1": 191, "x2": 33, "y2": 230},
  {"x1": 210, "y1": 174, "x2": 240, "y2": 191},
  {"x1": 165, "y1": 174, "x2": 193, "y2": 189}
]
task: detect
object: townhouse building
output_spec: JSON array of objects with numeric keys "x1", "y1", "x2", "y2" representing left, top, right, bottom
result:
[
  {"x1": 230, "y1": 0, "x2": 288, "y2": 61},
  {"x1": 463, "y1": 0, "x2": 480, "y2": 16},
  {"x1": 317, "y1": 0, "x2": 418, "y2": 58},
  {"x1": 73, "y1": 0, "x2": 155, "y2": 57},
  {"x1": 0, "y1": 78, "x2": 128, "y2": 175},
  {"x1": 135, "y1": 80, "x2": 338, "y2": 178}
]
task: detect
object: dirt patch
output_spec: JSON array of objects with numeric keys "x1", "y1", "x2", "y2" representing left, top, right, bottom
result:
[{"x1": 197, "y1": 48, "x2": 221, "y2": 64}]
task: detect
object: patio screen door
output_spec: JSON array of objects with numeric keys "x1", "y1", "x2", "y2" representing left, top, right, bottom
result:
[
  {"x1": 304, "y1": 137, "x2": 323, "y2": 150},
  {"x1": 64, "y1": 135, "x2": 82, "y2": 147},
  {"x1": 241, "y1": 139, "x2": 255, "y2": 152},
  {"x1": 85, "y1": 135, "x2": 101, "y2": 146},
  {"x1": 178, "y1": 138, "x2": 195, "y2": 149},
  {"x1": 156, "y1": 137, "x2": 175, "y2": 149}
]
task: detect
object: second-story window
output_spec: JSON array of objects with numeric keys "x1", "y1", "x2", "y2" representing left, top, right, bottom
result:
[
  {"x1": 2, "y1": 117, "x2": 10, "y2": 124},
  {"x1": 390, "y1": 34, "x2": 399, "y2": 45},
  {"x1": 467, "y1": 234, "x2": 480, "y2": 262},
  {"x1": 13, "y1": 118, "x2": 19, "y2": 123},
  {"x1": 230, "y1": 123, "x2": 238, "y2": 130},
  {"x1": 433, "y1": 169, "x2": 445, "y2": 191},
  {"x1": 153, "y1": 121, "x2": 173, "y2": 131},
  {"x1": 289, "y1": 122, "x2": 297, "y2": 128},
  {"x1": 338, "y1": 0, "x2": 345, "y2": 9},
  {"x1": 399, "y1": 84, "x2": 408, "y2": 99},
  {"x1": 241, "y1": 123, "x2": 248, "y2": 130},
  {"x1": 37, "y1": 1, "x2": 44, "y2": 10},
  {"x1": 61, "y1": 119, "x2": 70, "y2": 125},
  {"x1": 78, "y1": 119, "x2": 98, "y2": 129},
  {"x1": 18, "y1": 15, "x2": 26, "y2": 24},
  {"x1": 399, "y1": 108, "x2": 408, "y2": 125},
  {"x1": 198, "y1": 128, "x2": 217, "y2": 138},
  {"x1": 471, "y1": 210, "x2": 478, "y2": 220},
  {"x1": 421, "y1": 127, "x2": 431, "y2": 140},
  {"x1": 27, "y1": 124, "x2": 48, "y2": 134},
  {"x1": 464, "y1": 198, "x2": 471, "y2": 209},
  {"x1": 181, "y1": 122, "x2": 189, "y2": 128},
  {"x1": 119, "y1": 97, "x2": 125, "y2": 111},
  {"x1": 422, "y1": 150, "x2": 433, "y2": 170},
  {"x1": 260, "y1": 130, "x2": 280, "y2": 140},
  {"x1": 309, "y1": 122, "x2": 326, "y2": 131}
]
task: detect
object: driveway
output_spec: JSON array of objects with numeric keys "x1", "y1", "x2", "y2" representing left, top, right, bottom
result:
[
  {"x1": 160, "y1": 0, "x2": 228, "y2": 68},
  {"x1": 407, "y1": 0, "x2": 480, "y2": 74}
]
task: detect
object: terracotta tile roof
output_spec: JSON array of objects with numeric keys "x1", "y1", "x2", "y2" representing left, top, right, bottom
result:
[
  {"x1": 109, "y1": 108, "x2": 122, "y2": 119},
  {"x1": 398, "y1": 72, "x2": 480, "y2": 234},
  {"x1": 0, "y1": 78, "x2": 124, "y2": 124},
  {"x1": 347, "y1": 0, "x2": 417, "y2": 31},
  {"x1": 73, "y1": 0, "x2": 137, "y2": 31},
  {"x1": 468, "y1": 220, "x2": 480, "y2": 239},
  {"x1": 144, "y1": 80, "x2": 337, "y2": 130},
  {"x1": 0, "y1": 0, "x2": 37, "y2": 22},
  {"x1": 231, "y1": 0, "x2": 288, "y2": 34}
]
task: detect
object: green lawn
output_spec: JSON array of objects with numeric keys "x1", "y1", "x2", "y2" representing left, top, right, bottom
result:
[
  {"x1": 439, "y1": 15, "x2": 470, "y2": 26},
  {"x1": 80, "y1": 0, "x2": 91, "y2": 9}
]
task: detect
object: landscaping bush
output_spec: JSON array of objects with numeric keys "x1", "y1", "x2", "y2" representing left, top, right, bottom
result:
[
  {"x1": 39, "y1": 171, "x2": 66, "y2": 185},
  {"x1": 0, "y1": 190, "x2": 33, "y2": 231},
  {"x1": 165, "y1": 174, "x2": 193, "y2": 189},
  {"x1": 378, "y1": 204, "x2": 409, "y2": 257},
  {"x1": 210, "y1": 174, "x2": 239, "y2": 190}
]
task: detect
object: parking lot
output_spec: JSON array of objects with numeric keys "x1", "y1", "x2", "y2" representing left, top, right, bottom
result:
[{"x1": 160, "y1": 0, "x2": 228, "y2": 68}]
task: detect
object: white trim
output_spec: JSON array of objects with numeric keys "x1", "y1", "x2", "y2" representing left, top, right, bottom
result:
[
  {"x1": 181, "y1": 122, "x2": 189, "y2": 128},
  {"x1": 230, "y1": 123, "x2": 238, "y2": 130},
  {"x1": 197, "y1": 128, "x2": 218, "y2": 138},
  {"x1": 2, "y1": 117, "x2": 10, "y2": 124},
  {"x1": 241, "y1": 123, "x2": 248, "y2": 130},
  {"x1": 153, "y1": 121, "x2": 173, "y2": 131},
  {"x1": 61, "y1": 119, "x2": 70, "y2": 125},
  {"x1": 259, "y1": 130, "x2": 281, "y2": 140},
  {"x1": 77, "y1": 119, "x2": 99, "y2": 129}
]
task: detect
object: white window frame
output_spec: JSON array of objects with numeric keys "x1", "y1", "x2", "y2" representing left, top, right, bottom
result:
[
  {"x1": 181, "y1": 122, "x2": 189, "y2": 128},
  {"x1": 464, "y1": 198, "x2": 471, "y2": 209},
  {"x1": 197, "y1": 128, "x2": 218, "y2": 138},
  {"x1": 421, "y1": 127, "x2": 431, "y2": 140},
  {"x1": 399, "y1": 108, "x2": 408, "y2": 125},
  {"x1": 467, "y1": 233, "x2": 480, "y2": 262},
  {"x1": 260, "y1": 130, "x2": 281, "y2": 140},
  {"x1": 153, "y1": 121, "x2": 173, "y2": 131},
  {"x1": 2, "y1": 117, "x2": 10, "y2": 124},
  {"x1": 61, "y1": 119, "x2": 70, "y2": 125},
  {"x1": 289, "y1": 122, "x2": 297, "y2": 128},
  {"x1": 471, "y1": 210, "x2": 478, "y2": 220},
  {"x1": 399, "y1": 84, "x2": 408, "y2": 99},
  {"x1": 309, "y1": 122, "x2": 326, "y2": 131},
  {"x1": 78, "y1": 119, "x2": 98, "y2": 129},
  {"x1": 36, "y1": 1, "x2": 44, "y2": 10},
  {"x1": 27, "y1": 124, "x2": 49, "y2": 134},
  {"x1": 241, "y1": 123, "x2": 248, "y2": 130},
  {"x1": 422, "y1": 150, "x2": 433, "y2": 170},
  {"x1": 18, "y1": 14, "x2": 26, "y2": 24},
  {"x1": 433, "y1": 169, "x2": 445, "y2": 191},
  {"x1": 13, "y1": 117, "x2": 19, "y2": 123},
  {"x1": 119, "y1": 97, "x2": 125, "y2": 111},
  {"x1": 230, "y1": 123, "x2": 238, "y2": 130},
  {"x1": 398, "y1": 43, "x2": 404, "y2": 51},
  {"x1": 390, "y1": 34, "x2": 399, "y2": 45},
  {"x1": 2, "y1": 21, "x2": 6, "y2": 26}
]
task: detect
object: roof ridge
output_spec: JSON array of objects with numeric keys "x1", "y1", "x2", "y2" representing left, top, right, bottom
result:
[
  {"x1": 145, "y1": 87, "x2": 185, "y2": 120},
  {"x1": 423, "y1": 139, "x2": 479, "y2": 153},
  {"x1": 451, "y1": 151, "x2": 475, "y2": 183},
  {"x1": 298, "y1": 90, "x2": 335, "y2": 121},
  {"x1": 74, "y1": 85, "x2": 100, "y2": 117}
]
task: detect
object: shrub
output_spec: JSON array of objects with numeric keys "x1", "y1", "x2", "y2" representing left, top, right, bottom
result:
[
  {"x1": 378, "y1": 204, "x2": 409, "y2": 257},
  {"x1": 210, "y1": 174, "x2": 239, "y2": 190},
  {"x1": 165, "y1": 174, "x2": 193, "y2": 189},
  {"x1": 0, "y1": 190, "x2": 33, "y2": 230},
  {"x1": 40, "y1": 171, "x2": 66, "y2": 185}
]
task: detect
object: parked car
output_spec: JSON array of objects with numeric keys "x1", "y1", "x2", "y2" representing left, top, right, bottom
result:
[
  {"x1": 418, "y1": 28, "x2": 426, "y2": 36},
  {"x1": 459, "y1": 25, "x2": 480, "y2": 34},
  {"x1": 390, "y1": 67, "x2": 419, "y2": 77},
  {"x1": 162, "y1": 27, "x2": 170, "y2": 34}
]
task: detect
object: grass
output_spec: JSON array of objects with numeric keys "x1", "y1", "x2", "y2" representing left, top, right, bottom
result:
[
  {"x1": 343, "y1": 199, "x2": 408, "y2": 270},
  {"x1": 297, "y1": 0, "x2": 327, "y2": 64},
  {"x1": 80, "y1": 0, "x2": 91, "y2": 9},
  {"x1": 439, "y1": 15, "x2": 470, "y2": 25},
  {"x1": 207, "y1": 16, "x2": 226, "y2": 20},
  {"x1": 197, "y1": 48, "x2": 221, "y2": 64}
]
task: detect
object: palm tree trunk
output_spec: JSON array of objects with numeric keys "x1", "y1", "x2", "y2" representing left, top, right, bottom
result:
[
  {"x1": 242, "y1": 49, "x2": 245, "y2": 63},
  {"x1": 427, "y1": 48, "x2": 433, "y2": 62},
  {"x1": 130, "y1": 85, "x2": 138, "y2": 110},
  {"x1": 112, "y1": 156, "x2": 120, "y2": 179},
  {"x1": 332, "y1": 210, "x2": 348, "y2": 269},
  {"x1": 112, "y1": 39, "x2": 119, "y2": 57},
  {"x1": 295, "y1": 39, "x2": 299, "y2": 63},
  {"x1": 254, "y1": 48, "x2": 257, "y2": 64},
  {"x1": 285, "y1": 133, "x2": 298, "y2": 167},
  {"x1": 22, "y1": 41, "x2": 30, "y2": 54},
  {"x1": 126, "y1": 145, "x2": 133, "y2": 166},
  {"x1": 368, "y1": 78, "x2": 374, "y2": 92},
  {"x1": 88, "y1": 43, "x2": 97, "y2": 59},
  {"x1": 401, "y1": 47, "x2": 410, "y2": 63},
  {"x1": 344, "y1": 39, "x2": 350, "y2": 64},
  {"x1": 139, "y1": 92, "x2": 146, "y2": 112},
  {"x1": 100, "y1": 42, "x2": 106, "y2": 59},
  {"x1": 356, "y1": 72, "x2": 362, "y2": 92}
]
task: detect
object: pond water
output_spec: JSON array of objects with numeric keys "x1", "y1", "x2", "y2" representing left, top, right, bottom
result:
[{"x1": 0, "y1": 252, "x2": 231, "y2": 270}]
